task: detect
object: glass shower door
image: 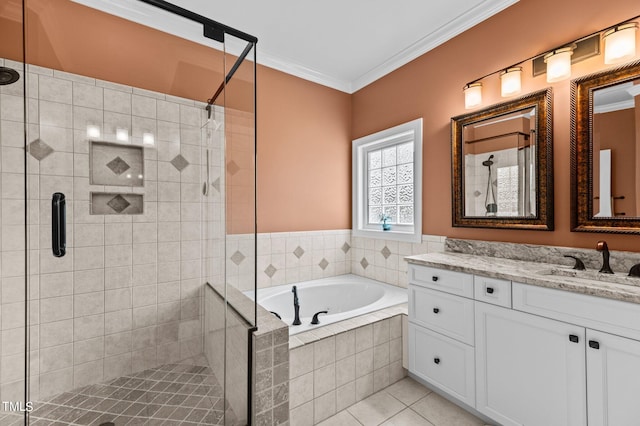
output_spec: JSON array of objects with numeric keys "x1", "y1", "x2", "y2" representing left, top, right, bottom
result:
[
  {"x1": 0, "y1": 0, "x2": 30, "y2": 423},
  {"x1": 1, "y1": 1, "x2": 258, "y2": 424},
  {"x1": 222, "y1": 34, "x2": 257, "y2": 425}
]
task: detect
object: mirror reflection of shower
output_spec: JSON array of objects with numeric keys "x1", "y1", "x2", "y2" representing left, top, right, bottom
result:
[
  {"x1": 463, "y1": 107, "x2": 537, "y2": 217},
  {"x1": 483, "y1": 155, "x2": 497, "y2": 216}
]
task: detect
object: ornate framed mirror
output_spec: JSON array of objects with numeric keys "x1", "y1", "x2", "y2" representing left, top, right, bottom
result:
[
  {"x1": 452, "y1": 89, "x2": 553, "y2": 230},
  {"x1": 571, "y1": 59, "x2": 640, "y2": 233}
]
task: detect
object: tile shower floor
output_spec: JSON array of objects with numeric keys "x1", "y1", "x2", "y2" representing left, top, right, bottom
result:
[{"x1": 16, "y1": 355, "x2": 233, "y2": 426}]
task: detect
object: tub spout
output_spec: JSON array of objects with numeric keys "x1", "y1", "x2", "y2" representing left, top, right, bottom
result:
[
  {"x1": 311, "y1": 310, "x2": 328, "y2": 325},
  {"x1": 292, "y1": 286, "x2": 301, "y2": 325},
  {"x1": 269, "y1": 311, "x2": 281, "y2": 320}
]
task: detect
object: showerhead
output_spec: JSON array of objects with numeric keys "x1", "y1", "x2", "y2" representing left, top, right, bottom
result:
[
  {"x1": 0, "y1": 67, "x2": 19, "y2": 85},
  {"x1": 482, "y1": 154, "x2": 494, "y2": 167}
]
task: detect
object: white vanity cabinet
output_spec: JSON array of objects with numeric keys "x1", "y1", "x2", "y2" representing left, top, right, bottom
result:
[
  {"x1": 474, "y1": 302, "x2": 587, "y2": 426},
  {"x1": 408, "y1": 263, "x2": 640, "y2": 426},
  {"x1": 408, "y1": 265, "x2": 476, "y2": 407}
]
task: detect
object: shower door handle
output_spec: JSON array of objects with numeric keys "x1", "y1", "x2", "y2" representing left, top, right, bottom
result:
[{"x1": 52, "y1": 192, "x2": 66, "y2": 257}]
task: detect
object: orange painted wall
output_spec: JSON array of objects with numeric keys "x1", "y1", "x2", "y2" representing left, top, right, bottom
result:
[
  {"x1": 352, "y1": 0, "x2": 640, "y2": 252},
  {"x1": 1, "y1": 0, "x2": 352, "y2": 233},
  {"x1": 257, "y1": 66, "x2": 352, "y2": 232}
]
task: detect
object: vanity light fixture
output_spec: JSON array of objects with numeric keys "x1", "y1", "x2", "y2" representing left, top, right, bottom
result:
[
  {"x1": 500, "y1": 67, "x2": 522, "y2": 97},
  {"x1": 604, "y1": 23, "x2": 638, "y2": 64},
  {"x1": 464, "y1": 82, "x2": 482, "y2": 109},
  {"x1": 461, "y1": 15, "x2": 640, "y2": 109},
  {"x1": 544, "y1": 46, "x2": 574, "y2": 83}
]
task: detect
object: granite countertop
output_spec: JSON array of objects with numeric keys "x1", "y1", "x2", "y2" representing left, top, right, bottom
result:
[{"x1": 406, "y1": 252, "x2": 640, "y2": 305}]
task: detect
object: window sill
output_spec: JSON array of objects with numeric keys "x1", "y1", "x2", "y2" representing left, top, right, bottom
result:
[{"x1": 352, "y1": 228, "x2": 421, "y2": 243}]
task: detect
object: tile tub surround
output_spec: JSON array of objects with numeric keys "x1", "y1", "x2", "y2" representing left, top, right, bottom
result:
[
  {"x1": 350, "y1": 235, "x2": 445, "y2": 288},
  {"x1": 0, "y1": 59, "x2": 231, "y2": 404},
  {"x1": 227, "y1": 231, "x2": 446, "y2": 291},
  {"x1": 289, "y1": 308, "x2": 407, "y2": 425},
  {"x1": 406, "y1": 251, "x2": 640, "y2": 304}
]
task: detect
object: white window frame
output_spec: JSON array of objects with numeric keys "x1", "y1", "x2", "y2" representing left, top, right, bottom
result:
[{"x1": 352, "y1": 118, "x2": 422, "y2": 243}]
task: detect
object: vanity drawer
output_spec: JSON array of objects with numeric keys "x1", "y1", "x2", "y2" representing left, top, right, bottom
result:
[
  {"x1": 474, "y1": 276, "x2": 512, "y2": 308},
  {"x1": 409, "y1": 285, "x2": 474, "y2": 345},
  {"x1": 408, "y1": 323, "x2": 475, "y2": 408},
  {"x1": 513, "y1": 282, "x2": 640, "y2": 340},
  {"x1": 409, "y1": 264, "x2": 474, "y2": 298}
]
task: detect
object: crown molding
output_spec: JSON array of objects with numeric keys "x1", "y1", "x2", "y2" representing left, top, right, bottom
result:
[
  {"x1": 350, "y1": 0, "x2": 519, "y2": 92},
  {"x1": 71, "y1": 0, "x2": 519, "y2": 94},
  {"x1": 256, "y1": 50, "x2": 353, "y2": 93},
  {"x1": 594, "y1": 99, "x2": 635, "y2": 114}
]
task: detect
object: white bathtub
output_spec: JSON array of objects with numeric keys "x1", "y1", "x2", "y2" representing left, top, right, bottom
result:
[{"x1": 245, "y1": 274, "x2": 407, "y2": 335}]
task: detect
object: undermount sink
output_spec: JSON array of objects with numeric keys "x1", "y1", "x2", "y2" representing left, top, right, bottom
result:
[{"x1": 538, "y1": 267, "x2": 640, "y2": 287}]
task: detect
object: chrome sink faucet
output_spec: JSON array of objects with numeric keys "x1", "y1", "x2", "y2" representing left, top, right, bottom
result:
[
  {"x1": 292, "y1": 285, "x2": 301, "y2": 325},
  {"x1": 596, "y1": 241, "x2": 614, "y2": 274}
]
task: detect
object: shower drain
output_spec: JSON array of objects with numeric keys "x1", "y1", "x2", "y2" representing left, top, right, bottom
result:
[{"x1": 99, "y1": 422, "x2": 115, "y2": 426}]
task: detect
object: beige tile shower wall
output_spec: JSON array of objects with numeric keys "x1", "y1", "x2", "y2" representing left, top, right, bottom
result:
[
  {"x1": 289, "y1": 316, "x2": 405, "y2": 425},
  {"x1": 0, "y1": 61, "x2": 216, "y2": 401}
]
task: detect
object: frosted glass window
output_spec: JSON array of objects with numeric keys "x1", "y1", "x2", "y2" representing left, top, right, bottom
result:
[
  {"x1": 353, "y1": 118, "x2": 423, "y2": 242},
  {"x1": 497, "y1": 165, "x2": 519, "y2": 216},
  {"x1": 366, "y1": 142, "x2": 414, "y2": 225}
]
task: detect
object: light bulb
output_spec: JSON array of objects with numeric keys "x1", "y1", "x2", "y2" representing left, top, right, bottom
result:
[
  {"x1": 500, "y1": 67, "x2": 522, "y2": 97},
  {"x1": 464, "y1": 83, "x2": 482, "y2": 109},
  {"x1": 544, "y1": 47, "x2": 573, "y2": 83},
  {"x1": 604, "y1": 23, "x2": 638, "y2": 64}
]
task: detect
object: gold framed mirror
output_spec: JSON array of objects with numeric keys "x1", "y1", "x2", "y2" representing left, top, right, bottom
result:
[
  {"x1": 571, "y1": 59, "x2": 640, "y2": 233},
  {"x1": 452, "y1": 88, "x2": 553, "y2": 230}
]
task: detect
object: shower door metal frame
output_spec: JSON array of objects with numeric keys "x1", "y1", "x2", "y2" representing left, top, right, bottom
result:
[{"x1": 134, "y1": 2, "x2": 259, "y2": 425}]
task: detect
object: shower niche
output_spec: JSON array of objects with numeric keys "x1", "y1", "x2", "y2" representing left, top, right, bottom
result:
[
  {"x1": 90, "y1": 141, "x2": 144, "y2": 187},
  {"x1": 451, "y1": 89, "x2": 554, "y2": 230},
  {"x1": 89, "y1": 141, "x2": 144, "y2": 214}
]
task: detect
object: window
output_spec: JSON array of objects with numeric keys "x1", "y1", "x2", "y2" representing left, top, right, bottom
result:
[{"x1": 352, "y1": 118, "x2": 422, "y2": 242}]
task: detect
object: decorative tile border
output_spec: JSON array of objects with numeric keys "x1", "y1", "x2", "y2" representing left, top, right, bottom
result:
[{"x1": 226, "y1": 231, "x2": 447, "y2": 291}]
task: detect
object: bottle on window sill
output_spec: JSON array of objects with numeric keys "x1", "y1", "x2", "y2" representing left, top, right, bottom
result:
[{"x1": 381, "y1": 214, "x2": 392, "y2": 231}]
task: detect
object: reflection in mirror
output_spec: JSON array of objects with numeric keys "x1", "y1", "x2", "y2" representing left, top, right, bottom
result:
[
  {"x1": 463, "y1": 108, "x2": 537, "y2": 217},
  {"x1": 452, "y1": 88, "x2": 553, "y2": 230},
  {"x1": 592, "y1": 79, "x2": 640, "y2": 217},
  {"x1": 571, "y1": 59, "x2": 640, "y2": 233}
]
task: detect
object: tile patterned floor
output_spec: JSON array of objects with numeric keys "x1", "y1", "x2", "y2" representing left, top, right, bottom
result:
[
  {"x1": 318, "y1": 377, "x2": 489, "y2": 426},
  {"x1": 22, "y1": 356, "x2": 234, "y2": 425}
]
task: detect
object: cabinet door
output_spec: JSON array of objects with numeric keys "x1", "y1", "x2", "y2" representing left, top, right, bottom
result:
[
  {"x1": 475, "y1": 302, "x2": 586, "y2": 426},
  {"x1": 587, "y1": 329, "x2": 640, "y2": 426},
  {"x1": 408, "y1": 323, "x2": 475, "y2": 407}
]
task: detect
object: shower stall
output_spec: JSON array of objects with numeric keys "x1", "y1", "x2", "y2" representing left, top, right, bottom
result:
[{"x1": 0, "y1": 0, "x2": 257, "y2": 424}]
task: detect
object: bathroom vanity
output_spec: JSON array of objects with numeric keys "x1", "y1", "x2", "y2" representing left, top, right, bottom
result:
[{"x1": 406, "y1": 251, "x2": 640, "y2": 426}]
